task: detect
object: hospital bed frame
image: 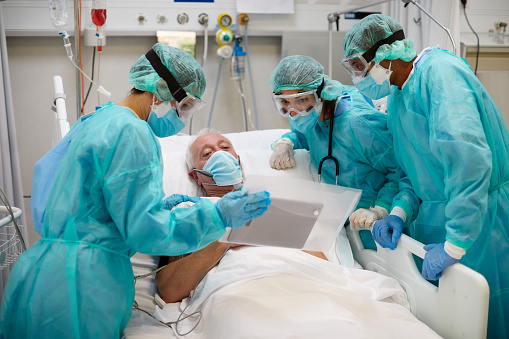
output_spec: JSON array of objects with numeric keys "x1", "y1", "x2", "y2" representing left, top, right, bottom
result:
[{"x1": 347, "y1": 229, "x2": 490, "y2": 339}]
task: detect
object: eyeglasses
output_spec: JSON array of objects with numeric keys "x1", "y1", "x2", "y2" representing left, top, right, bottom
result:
[{"x1": 272, "y1": 91, "x2": 322, "y2": 120}]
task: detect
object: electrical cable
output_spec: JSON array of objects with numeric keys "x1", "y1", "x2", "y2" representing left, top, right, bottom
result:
[
  {"x1": 82, "y1": 47, "x2": 96, "y2": 111},
  {"x1": 132, "y1": 244, "x2": 232, "y2": 336},
  {"x1": 462, "y1": 2, "x2": 479, "y2": 75}
]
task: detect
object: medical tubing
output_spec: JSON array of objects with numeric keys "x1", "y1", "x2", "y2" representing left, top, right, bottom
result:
[
  {"x1": 234, "y1": 77, "x2": 248, "y2": 131},
  {"x1": 83, "y1": 47, "x2": 96, "y2": 110},
  {"x1": 203, "y1": 26, "x2": 208, "y2": 68},
  {"x1": 174, "y1": 244, "x2": 231, "y2": 336},
  {"x1": 131, "y1": 244, "x2": 231, "y2": 335},
  {"x1": 244, "y1": 24, "x2": 259, "y2": 129},
  {"x1": 207, "y1": 57, "x2": 224, "y2": 128},
  {"x1": 463, "y1": 4, "x2": 479, "y2": 75},
  {"x1": 0, "y1": 186, "x2": 26, "y2": 251},
  {"x1": 68, "y1": 57, "x2": 115, "y2": 101}
]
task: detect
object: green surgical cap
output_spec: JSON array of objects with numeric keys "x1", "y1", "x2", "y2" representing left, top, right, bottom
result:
[
  {"x1": 128, "y1": 43, "x2": 206, "y2": 102},
  {"x1": 343, "y1": 14, "x2": 417, "y2": 63},
  {"x1": 269, "y1": 55, "x2": 343, "y2": 101}
]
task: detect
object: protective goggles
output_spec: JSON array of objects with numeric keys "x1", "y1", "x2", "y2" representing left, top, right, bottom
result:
[
  {"x1": 340, "y1": 30, "x2": 405, "y2": 81},
  {"x1": 145, "y1": 48, "x2": 206, "y2": 121},
  {"x1": 272, "y1": 90, "x2": 322, "y2": 120}
]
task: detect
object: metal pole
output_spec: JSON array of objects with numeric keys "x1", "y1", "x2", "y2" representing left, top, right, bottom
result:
[
  {"x1": 404, "y1": 0, "x2": 457, "y2": 55},
  {"x1": 327, "y1": 0, "x2": 397, "y2": 78},
  {"x1": 74, "y1": 0, "x2": 81, "y2": 118}
]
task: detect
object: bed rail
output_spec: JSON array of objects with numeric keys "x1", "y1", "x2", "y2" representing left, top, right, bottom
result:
[{"x1": 347, "y1": 228, "x2": 489, "y2": 339}]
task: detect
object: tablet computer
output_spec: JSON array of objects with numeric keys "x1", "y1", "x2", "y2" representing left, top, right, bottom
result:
[{"x1": 224, "y1": 197, "x2": 324, "y2": 249}]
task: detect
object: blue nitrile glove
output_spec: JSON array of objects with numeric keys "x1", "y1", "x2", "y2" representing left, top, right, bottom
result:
[
  {"x1": 422, "y1": 243, "x2": 459, "y2": 281},
  {"x1": 162, "y1": 194, "x2": 201, "y2": 210},
  {"x1": 372, "y1": 215, "x2": 403, "y2": 250},
  {"x1": 215, "y1": 190, "x2": 271, "y2": 229}
]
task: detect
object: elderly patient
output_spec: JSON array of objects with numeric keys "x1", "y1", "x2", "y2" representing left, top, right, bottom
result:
[{"x1": 155, "y1": 131, "x2": 327, "y2": 303}]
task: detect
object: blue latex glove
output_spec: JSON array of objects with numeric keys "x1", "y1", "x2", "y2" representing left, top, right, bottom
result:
[
  {"x1": 372, "y1": 215, "x2": 403, "y2": 250},
  {"x1": 216, "y1": 190, "x2": 271, "y2": 229},
  {"x1": 422, "y1": 243, "x2": 459, "y2": 281},
  {"x1": 162, "y1": 194, "x2": 201, "y2": 210}
]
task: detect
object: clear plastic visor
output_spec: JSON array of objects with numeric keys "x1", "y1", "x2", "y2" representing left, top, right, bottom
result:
[
  {"x1": 272, "y1": 91, "x2": 321, "y2": 119},
  {"x1": 176, "y1": 94, "x2": 206, "y2": 122}
]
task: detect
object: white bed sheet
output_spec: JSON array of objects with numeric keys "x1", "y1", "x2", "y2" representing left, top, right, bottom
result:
[{"x1": 152, "y1": 246, "x2": 440, "y2": 339}]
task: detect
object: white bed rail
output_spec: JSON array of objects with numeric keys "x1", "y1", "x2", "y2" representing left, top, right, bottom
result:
[
  {"x1": 347, "y1": 228, "x2": 489, "y2": 339},
  {"x1": 52, "y1": 75, "x2": 70, "y2": 143}
]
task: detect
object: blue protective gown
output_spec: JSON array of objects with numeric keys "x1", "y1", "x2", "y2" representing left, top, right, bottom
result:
[
  {"x1": 0, "y1": 103, "x2": 226, "y2": 338},
  {"x1": 387, "y1": 48, "x2": 509, "y2": 338},
  {"x1": 282, "y1": 85, "x2": 419, "y2": 220}
]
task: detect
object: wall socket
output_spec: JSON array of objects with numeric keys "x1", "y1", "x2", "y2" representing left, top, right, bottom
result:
[{"x1": 84, "y1": 26, "x2": 106, "y2": 47}]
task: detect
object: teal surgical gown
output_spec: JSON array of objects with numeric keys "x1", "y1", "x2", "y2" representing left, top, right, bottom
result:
[
  {"x1": 387, "y1": 48, "x2": 509, "y2": 338},
  {"x1": 0, "y1": 103, "x2": 226, "y2": 338},
  {"x1": 281, "y1": 86, "x2": 419, "y2": 246}
]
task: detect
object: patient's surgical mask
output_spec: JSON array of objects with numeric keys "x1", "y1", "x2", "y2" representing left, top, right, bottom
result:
[
  {"x1": 355, "y1": 62, "x2": 393, "y2": 100},
  {"x1": 194, "y1": 151, "x2": 243, "y2": 188},
  {"x1": 148, "y1": 98, "x2": 186, "y2": 138}
]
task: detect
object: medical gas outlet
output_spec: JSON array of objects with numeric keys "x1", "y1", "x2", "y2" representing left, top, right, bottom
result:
[{"x1": 216, "y1": 13, "x2": 234, "y2": 58}]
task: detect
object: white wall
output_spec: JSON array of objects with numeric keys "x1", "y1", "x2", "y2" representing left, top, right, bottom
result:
[
  {"x1": 4, "y1": 0, "x2": 509, "y2": 247},
  {"x1": 6, "y1": 34, "x2": 287, "y2": 246}
]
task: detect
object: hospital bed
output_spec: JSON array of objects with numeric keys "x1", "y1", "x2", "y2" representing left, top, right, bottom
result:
[{"x1": 123, "y1": 129, "x2": 489, "y2": 339}]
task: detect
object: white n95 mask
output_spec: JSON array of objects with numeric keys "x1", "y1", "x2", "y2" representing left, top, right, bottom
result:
[
  {"x1": 148, "y1": 100, "x2": 186, "y2": 138},
  {"x1": 194, "y1": 151, "x2": 243, "y2": 187},
  {"x1": 355, "y1": 62, "x2": 393, "y2": 100}
]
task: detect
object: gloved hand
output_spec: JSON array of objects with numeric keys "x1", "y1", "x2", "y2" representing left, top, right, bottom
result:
[
  {"x1": 216, "y1": 190, "x2": 271, "y2": 229},
  {"x1": 269, "y1": 139, "x2": 296, "y2": 170},
  {"x1": 162, "y1": 194, "x2": 200, "y2": 210},
  {"x1": 422, "y1": 243, "x2": 459, "y2": 280},
  {"x1": 349, "y1": 206, "x2": 388, "y2": 230},
  {"x1": 372, "y1": 215, "x2": 403, "y2": 250}
]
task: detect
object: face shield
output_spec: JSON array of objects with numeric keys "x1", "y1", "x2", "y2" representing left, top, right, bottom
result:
[{"x1": 272, "y1": 90, "x2": 323, "y2": 120}]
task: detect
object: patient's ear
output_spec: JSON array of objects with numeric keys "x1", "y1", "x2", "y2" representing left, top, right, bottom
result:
[{"x1": 188, "y1": 170, "x2": 201, "y2": 186}]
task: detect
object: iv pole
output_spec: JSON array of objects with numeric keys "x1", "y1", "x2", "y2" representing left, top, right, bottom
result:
[
  {"x1": 327, "y1": 0, "x2": 457, "y2": 78},
  {"x1": 74, "y1": 0, "x2": 82, "y2": 118}
]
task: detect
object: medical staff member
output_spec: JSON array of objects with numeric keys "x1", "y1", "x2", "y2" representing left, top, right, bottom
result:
[
  {"x1": 0, "y1": 43, "x2": 270, "y2": 338},
  {"x1": 342, "y1": 14, "x2": 509, "y2": 338},
  {"x1": 269, "y1": 55, "x2": 419, "y2": 248}
]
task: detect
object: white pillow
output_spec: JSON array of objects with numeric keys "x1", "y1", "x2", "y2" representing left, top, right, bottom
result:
[{"x1": 159, "y1": 129, "x2": 314, "y2": 198}]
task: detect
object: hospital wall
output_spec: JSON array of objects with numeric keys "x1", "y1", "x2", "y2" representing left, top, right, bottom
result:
[{"x1": 2, "y1": 0, "x2": 509, "y2": 248}]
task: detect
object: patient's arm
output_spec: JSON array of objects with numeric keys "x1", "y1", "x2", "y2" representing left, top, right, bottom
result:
[{"x1": 155, "y1": 241, "x2": 231, "y2": 303}]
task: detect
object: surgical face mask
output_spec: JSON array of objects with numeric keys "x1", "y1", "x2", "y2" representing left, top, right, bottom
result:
[
  {"x1": 148, "y1": 99, "x2": 186, "y2": 138},
  {"x1": 194, "y1": 151, "x2": 243, "y2": 188},
  {"x1": 289, "y1": 108, "x2": 320, "y2": 134},
  {"x1": 354, "y1": 63, "x2": 393, "y2": 100}
]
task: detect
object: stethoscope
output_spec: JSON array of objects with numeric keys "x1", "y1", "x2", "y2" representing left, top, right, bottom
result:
[{"x1": 317, "y1": 99, "x2": 339, "y2": 185}]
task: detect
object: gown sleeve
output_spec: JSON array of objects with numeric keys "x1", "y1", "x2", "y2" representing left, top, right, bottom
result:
[{"x1": 102, "y1": 121, "x2": 226, "y2": 256}]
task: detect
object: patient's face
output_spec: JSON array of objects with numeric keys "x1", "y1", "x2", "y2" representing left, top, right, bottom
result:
[{"x1": 188, "y1": 133, "x2": 241, "y2": 197}]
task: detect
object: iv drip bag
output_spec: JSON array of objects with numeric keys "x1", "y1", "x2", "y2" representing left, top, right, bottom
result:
[{"x1": 48, "y1": 0, "x2": 69, "y2": 29}]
